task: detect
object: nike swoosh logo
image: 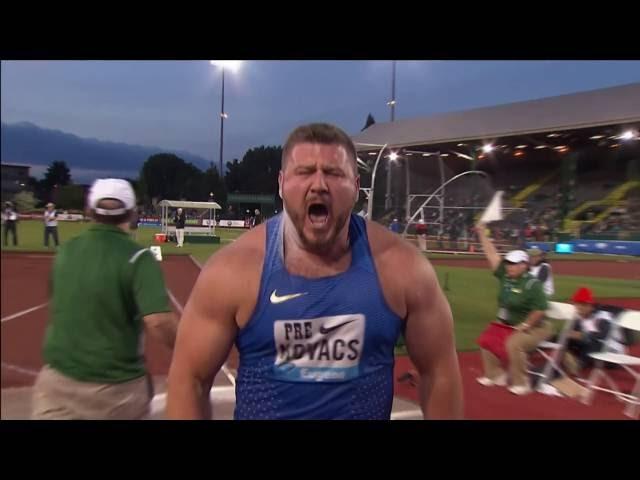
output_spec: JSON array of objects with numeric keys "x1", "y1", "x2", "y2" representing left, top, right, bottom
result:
[
  {"x1": 270, "y1": 290, "x2": 308, "y2": 304},
  {"x1": 319, "y1": 319, "x2": 356, "y2": 335}
]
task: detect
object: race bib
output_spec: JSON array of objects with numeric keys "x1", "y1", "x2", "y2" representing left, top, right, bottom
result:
[{"x1": 273, "y1": 314, "x2": 365, "y2": 382}]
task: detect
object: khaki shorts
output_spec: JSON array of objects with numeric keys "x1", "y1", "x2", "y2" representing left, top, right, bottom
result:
[{"x1": 31, "y1": 365, "x2": 153, "y2": 420}]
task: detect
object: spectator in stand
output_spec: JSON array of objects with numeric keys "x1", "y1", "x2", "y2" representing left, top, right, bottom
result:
[
  {"x1": 510, "y1": 227, "x2": 519, "y2": 245},
  {"x1": 535, "y1": 225, "x2": 544, "y2": 242}
]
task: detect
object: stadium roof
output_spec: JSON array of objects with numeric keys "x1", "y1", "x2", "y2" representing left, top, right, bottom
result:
[
  {"x1": 352, "y1": 82, "x2": 640, "y2": 150},
  {"x1": 158, "y1": 200, "x2": 222, "y2": 209},
  {"x1": 1, "y1": 163, "x2": 31, "y2": 169}
]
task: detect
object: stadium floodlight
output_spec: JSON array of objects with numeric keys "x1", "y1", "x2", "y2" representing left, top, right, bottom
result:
[
  {"x1": 590, "y1": 135, "x2": 605, "y2": 140},
  {"x1": 209, "y1": 60, "x2": 243, "y2": 177},
  {"x1": 389, "y1": 152, "x2": 399, "y2": 162},
  {"x1": 209, "y1": 60, "x2": 243, "y2": 73},
  {"x1": 454, "y1": 151, "x2": 474, "y2": 161},
  {"x1": 482, "y1": 144, "x2": 494, "y2": 154},
  {"x1": 516, "y1": 145, "x2": 527, "y2": 149},
  {"x1": 620, "y1": 130, "x2": 635, "y2": 141}
]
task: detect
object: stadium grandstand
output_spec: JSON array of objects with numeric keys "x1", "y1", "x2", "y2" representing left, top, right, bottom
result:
[{"x1": 352, "y1": 82, "x2": 640, "y2": 254}]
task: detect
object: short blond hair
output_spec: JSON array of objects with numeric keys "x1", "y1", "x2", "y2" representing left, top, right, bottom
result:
[{"x1": 282, "y1": 123, "x2": 357, "y2": 172}]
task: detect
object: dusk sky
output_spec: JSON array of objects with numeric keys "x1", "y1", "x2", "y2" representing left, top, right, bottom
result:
[{"x1": 2, "y1": 60, "x2": 640, "y2": 171}]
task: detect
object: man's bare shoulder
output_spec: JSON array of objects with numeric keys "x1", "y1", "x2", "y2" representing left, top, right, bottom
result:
[
  {"x1": 200, "y1": 224, "x2": 266, "y2": 281},
  {"x1": 364, "y1": 220, "x2": 438, "y2": 318},
  {"x1": 365, "y1": 220, "x2": 427, "y2": 273}
]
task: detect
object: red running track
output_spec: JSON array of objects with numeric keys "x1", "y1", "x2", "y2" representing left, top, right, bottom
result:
[
  {"x1": 2, "y1": 252, "x2": 637, "y2": 419},
  {"x1": 1, "y1": 253, "x2": 202, "y2": 388}
]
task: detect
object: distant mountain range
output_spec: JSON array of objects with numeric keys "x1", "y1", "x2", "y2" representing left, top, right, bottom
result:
[{"x1": 1, "y1": 122, "x2": 212, "y2": 183}]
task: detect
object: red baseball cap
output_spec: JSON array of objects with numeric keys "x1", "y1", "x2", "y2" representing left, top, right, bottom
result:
[{"x1": 571, "y1": 287, "x2": 595, "y2": 304}]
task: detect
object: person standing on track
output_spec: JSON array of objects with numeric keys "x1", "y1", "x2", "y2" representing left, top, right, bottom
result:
[
  {"x1": 167, "y1": 123, "x2": 463, "y2": 420},
  {"x1": 174, "y1": 208, "x2": 186, "y2": 247},
  {"x1": 32, "y1": 178, "x2": 179, "y2": 420},
  {"x1": 3, "y1": 201, "x2": 18, "y2": 246},
  {"x1": 44, "y1": 202, "x2": 60, "y2": 248},
  {"x1": 474, "y1": 222, "x2": 550, "y2": 395},
  {"x1": 253, "y1": 209, "x2": 262, "y2": 227},
  {"x1": 416, "y1": 218, "x2": 428, "y2": 252}
]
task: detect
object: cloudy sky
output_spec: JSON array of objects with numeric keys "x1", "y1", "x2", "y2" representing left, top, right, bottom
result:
[{"x1": 2, "y1": 60, "x2": 640, "y2": 167}]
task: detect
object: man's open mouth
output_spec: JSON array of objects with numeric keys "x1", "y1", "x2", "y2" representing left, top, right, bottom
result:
[{"x1": 308, "y1": 203, "x2": 329, "y2": 225}]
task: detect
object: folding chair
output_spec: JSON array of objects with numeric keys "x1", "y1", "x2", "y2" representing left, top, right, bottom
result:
[
  {"x1": 580, "y1": 310, "x2": 640, "y2": 419},
  {"x1": 530, "y1": 301, "x2": 578, "y2": 392}
]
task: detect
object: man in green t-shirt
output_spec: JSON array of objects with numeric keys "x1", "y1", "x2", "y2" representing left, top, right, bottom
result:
[
  {"x1": 32, "y1": 179, "x2": 179, "y2": 420},
  {"x1": 474, "y1": 222, "x2": 551, "y2": 396}
]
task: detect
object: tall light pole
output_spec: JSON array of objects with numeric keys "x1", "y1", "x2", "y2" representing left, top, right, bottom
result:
[
  {"x1": 219, "y1": 66, "x2": 226, "y2": 177},
  {"x1": 385, "y1": 60, "x2": 397, "y2": 210},
  {"x1": 210, "y1": 61, "x2": 242, "y2": 178},
  {"x1": 390, "y1": 60, "x2": 397, "y2": 122}
]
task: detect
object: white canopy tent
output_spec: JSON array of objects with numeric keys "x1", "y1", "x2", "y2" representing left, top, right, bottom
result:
[{"x1": 158, "y1": 200, "x2": 222, "y2": 237}]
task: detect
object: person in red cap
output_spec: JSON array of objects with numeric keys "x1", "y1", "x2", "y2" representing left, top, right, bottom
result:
[
  {"x1": 572, "y1": 286, "x2": 594, "y2": 304},
  {"x1": 562, "y1": 287, "x2": 626, "y2": 375}
]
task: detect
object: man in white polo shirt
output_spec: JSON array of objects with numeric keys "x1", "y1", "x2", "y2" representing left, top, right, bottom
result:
[
  {"x1": 3, "y1": 201, "x2": 19, "y2": 246},
  {"x1": 44, "y1": 202, "x2": 60, "y2": 248}
]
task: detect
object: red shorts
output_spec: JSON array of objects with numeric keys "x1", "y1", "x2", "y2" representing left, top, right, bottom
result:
[{"x1": 477, "y1": 322, "x2": 516, "y2": 363}]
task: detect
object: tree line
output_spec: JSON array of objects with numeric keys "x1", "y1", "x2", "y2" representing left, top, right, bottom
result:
[
  {"x1": 15, "y1": 146, "x2": 284, "y2": 213},
  {"x1": 15, "y1": 113, "x2": 379, "y2": 213}
]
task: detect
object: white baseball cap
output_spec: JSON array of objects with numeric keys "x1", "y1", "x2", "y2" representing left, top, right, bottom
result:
[
  {"x1": 504, "y1": 250, "x2": 529, "y2": 264},
  {"x1": 88, "y1": 178, "x2": 136, "y2": 216}
]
